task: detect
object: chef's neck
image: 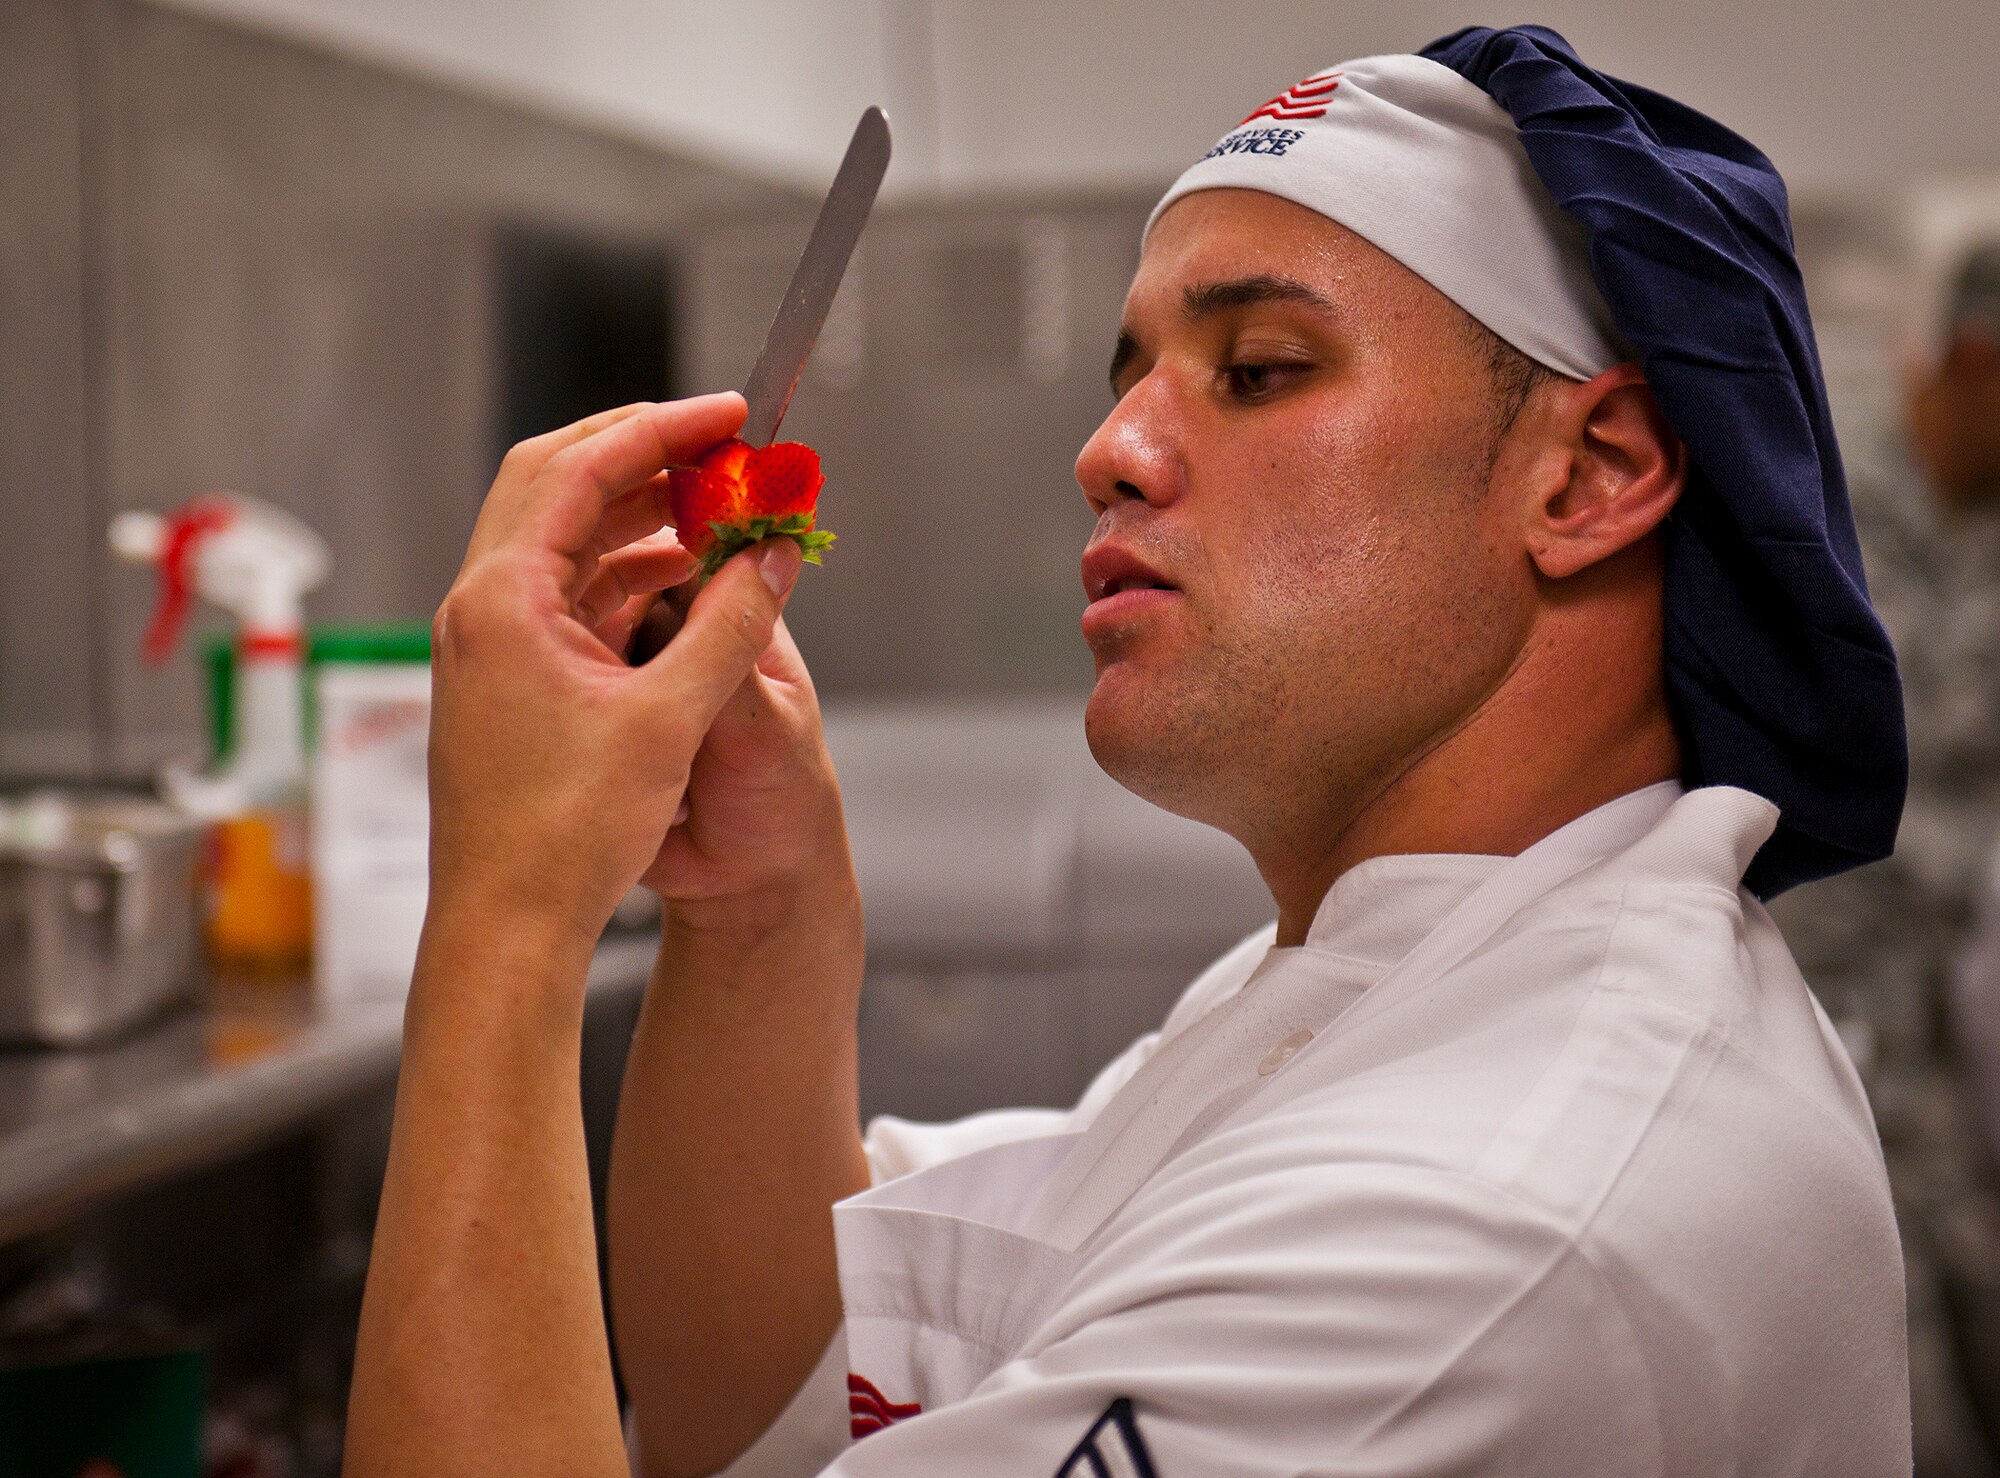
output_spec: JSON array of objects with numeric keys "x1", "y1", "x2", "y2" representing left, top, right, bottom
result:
[{"x1": 1259, "y1": 574, "x2": 1681, "y2": 950}]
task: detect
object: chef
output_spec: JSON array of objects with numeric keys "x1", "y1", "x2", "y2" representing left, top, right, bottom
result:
[{"x1": 343, "y1": 24, "x2": 1914, "y2": 1478}]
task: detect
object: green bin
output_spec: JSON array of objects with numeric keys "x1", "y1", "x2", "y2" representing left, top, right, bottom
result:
[{"x1": 0, "y1": 1348, "x2": 206, "y2": 1478}]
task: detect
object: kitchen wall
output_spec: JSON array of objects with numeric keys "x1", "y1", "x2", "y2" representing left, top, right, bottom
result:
[
  {"x1": 679, "y1": 193, "x2": 1148, "y2": 698},
  {"x1": 906, "y1": 1, "x2": 2000, "y2": 198},
  {"x1": 154, "y1": 0, "x2": 2000, "y2": 198},
  {"x1": 0, "y1": 1, "x2": 98, "y2": 779},
  {"x1": 151, "y1": 0, "x2": 902, "y2": 193},
  {"x1": 1, "y1": 0, "x2": 801, "y2": 777},
  {"x1": 1, "y1": 0, "x2": 1170, "y2": 774}
]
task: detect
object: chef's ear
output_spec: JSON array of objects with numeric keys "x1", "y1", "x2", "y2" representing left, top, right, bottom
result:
[{"x1": 1520, "y1": 365, "x2": 1685, "y2": 581}]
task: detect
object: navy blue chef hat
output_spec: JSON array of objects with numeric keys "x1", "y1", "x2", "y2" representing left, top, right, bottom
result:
[{"x1": 1413, "y1": 24, "x2": 1905, "y2": 895}]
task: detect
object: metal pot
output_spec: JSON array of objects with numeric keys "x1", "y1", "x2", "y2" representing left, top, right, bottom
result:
[{"x1": 0, "y1": 793, "x2": 204, "y2": 1047}]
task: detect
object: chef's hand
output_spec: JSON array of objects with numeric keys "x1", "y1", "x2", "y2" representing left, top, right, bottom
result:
[
  {"x1": 617, "y1": 569, "x2": 852, "y2": 944},
  {"x1": 427, "y1": 393, "x2": 807, "y2": 953}
]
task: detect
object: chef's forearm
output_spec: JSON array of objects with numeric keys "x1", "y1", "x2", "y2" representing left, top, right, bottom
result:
[
  {"x1": 345, "y1": 904, "x2": 629, "y2": 1478},
  {"x1": 609, "y1": 856, "x2": 870, "y2": 1478}
]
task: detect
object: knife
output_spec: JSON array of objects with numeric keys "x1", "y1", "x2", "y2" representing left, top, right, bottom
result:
[
  {"x1": 739, "y1": 105, "x2": 892, "y2": 445},
  {"x1": 628, "y1": 106, "x2": 890, "y2": 661}
]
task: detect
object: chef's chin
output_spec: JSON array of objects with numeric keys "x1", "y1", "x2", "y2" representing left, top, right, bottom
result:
[{"x1": 1082, "y1": 662, "x2": 1222, "y2": 825}]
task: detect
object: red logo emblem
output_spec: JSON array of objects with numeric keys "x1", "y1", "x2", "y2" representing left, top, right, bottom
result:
[
  {"x1": 848, "y1": 1372, "x2": 922, "y2": 1440},
  {"x1": 1240, "y1": 71, "x2": 1342, "y2": 125}
]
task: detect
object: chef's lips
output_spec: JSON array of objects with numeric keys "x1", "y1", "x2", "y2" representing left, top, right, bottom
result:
[{"x1": 1082, "y1": 544, "x2": 1178, "y2": 604}]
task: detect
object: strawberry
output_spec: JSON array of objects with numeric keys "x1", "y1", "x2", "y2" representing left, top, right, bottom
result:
[
  {"x1": 668, "y1": 437, "x2": 836, "y2": 579},
  {"x1": 741, "y1": 442, "x2": 823, "y2": 521},
  {"x1": 665, "y1": 440, "x2": 750, "y2": 561}
]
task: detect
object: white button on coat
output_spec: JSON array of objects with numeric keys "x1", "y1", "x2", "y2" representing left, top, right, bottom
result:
[
  {"x1": 638, "y1": 783, "x2": 1910, "y2": 1478},
  {"x1": 1254, "y1": 1027, "x2": 1314, "y2": 1076}
]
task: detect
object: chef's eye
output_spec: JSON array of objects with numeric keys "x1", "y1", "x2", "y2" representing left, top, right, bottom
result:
[{"x1": 1223, "y1": 361, "x2": 1306, "y2": 401}]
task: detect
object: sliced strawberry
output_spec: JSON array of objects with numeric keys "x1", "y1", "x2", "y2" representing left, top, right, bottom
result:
[
  {"x1": 668, "y1": 436, "x2": 837, "y2": 578},
  {"x1": 741, "y1": 442, "x2": 825, "y2": 521},
  {"x1": 667, "y1": 440, "x2": 750, "y2": 559}
]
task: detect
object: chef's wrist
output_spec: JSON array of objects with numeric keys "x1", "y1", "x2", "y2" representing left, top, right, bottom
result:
[
  {"x1": 659, "y1": 851, "x2": 865, "y2": 981},
  {"x1": 415, "y1": 882, "x2": 605, "y2": 1000},
  {"x1": 399, "y1": 901, "x2": 598, "y2": 1104}
]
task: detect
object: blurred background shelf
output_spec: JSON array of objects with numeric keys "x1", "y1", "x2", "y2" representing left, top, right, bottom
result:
[{"x1": 0, "y1": 935, "x2": 656, "y2": 1249}]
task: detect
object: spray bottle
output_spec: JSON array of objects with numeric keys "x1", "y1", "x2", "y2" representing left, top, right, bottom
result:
[{"x1": 110, "y1": 494, "x2": 329, "y2": 971}]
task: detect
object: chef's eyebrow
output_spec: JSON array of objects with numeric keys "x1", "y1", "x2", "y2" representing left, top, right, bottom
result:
[
  {"x1": 1108, "y1": 274, "x2": 1339, "y2": 389},
  {"x1": 1181, "y1": 274, "x2": 1339, "y2": 321}
]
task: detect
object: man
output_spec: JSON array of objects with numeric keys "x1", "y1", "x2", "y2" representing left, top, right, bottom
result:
[
  {"x1": 1851, "y1": 234, "x2": 2000, "y2": 1467},
  {"x1": 1910, "y1": 243, "x2": 2000, "y2": 512},
  {"x1": 343, "y1": 25, "x2": 1913, "y2": 1478},
  {"x1": 1925, "y1": 244, "x2": 2000, "y2": 1181},
  {"x1": 1771, "y1": 230, "x2": 2000, "y2": 1471}
]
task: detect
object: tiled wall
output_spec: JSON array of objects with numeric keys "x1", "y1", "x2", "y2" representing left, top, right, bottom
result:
[
  {"x1": 1, "y1": 0, "x2": 800, "y2": 778},
  {"x1": 678, "y1": 195, "x2": 1154, "y2": 701},
  {"x1": 0, "y1": 0, "x2": 99, "y2": 777},
  {"x1": 2, "y1": 0, "x2": 1163, "y2": 777}
]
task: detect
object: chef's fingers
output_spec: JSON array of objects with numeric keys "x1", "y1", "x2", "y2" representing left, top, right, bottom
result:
[
  {"x1": 559, "y1": 475, "x2": 689, "y2": 602},
  {"x1": 621, "y1": 579, "x2": 694, "y2": 667},
  {"x1": 757, "y1": 609, "x2": 817, "y2": 690},
  {"x1": 594, "y1": 591, "x2": 664, "y2": 659},
  {"x1": 463, "y1": 402, "x2": 655, "y2": 560},
  {"x1": 510, "y1": 401, "x2": 653, "y2": 477},
  {"x1": 636, "y1": 537, "x2": 800, "y2": 737},
  {"x1": 699, "y1": 609, "x2": 818, "y2": 762},
  {"x1": 594, "y1": 475, "x2": 678, "y2": 553},
  {"x1": 575, "y1": 534, "x2": 698, "y2": 634},
  {"x1": 525, "y1": 394, "x2": 744, "y2": 566},
  {"x1": 464, "y1": 394, "x2": 738, "y2": 570}
]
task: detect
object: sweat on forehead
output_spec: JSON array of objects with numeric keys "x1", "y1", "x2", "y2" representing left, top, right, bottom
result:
[{"x1": 1147, "y1": 53, "x2": 1627, "y2": 383}]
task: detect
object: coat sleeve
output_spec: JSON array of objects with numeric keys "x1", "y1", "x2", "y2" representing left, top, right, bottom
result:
[
  {"x1": 814, "y1": 1158, "x2": 1668, "y2": 1478},
  {"x1": 860, "y1": 1039, "x2": 1158, "y2": 1185},
  {"x1": 653, "y1": 924, "x2": 1280, "y2": 1478},
  {"x1": 664, "y1": 1040, "x2": 1172, "y2": 1478},
  {"x1": 861, "y1": 923, "x2": 1278, "y2": 1186}
]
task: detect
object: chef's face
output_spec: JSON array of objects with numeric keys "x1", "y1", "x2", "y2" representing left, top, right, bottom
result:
[{"x1": 1076, "y1": 189, "x2": 1541, "y2": 848}]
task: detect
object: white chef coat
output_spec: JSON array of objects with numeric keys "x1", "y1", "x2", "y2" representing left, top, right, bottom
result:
[{"x1": 635, "y1": 782, "x2": 1911, "y2": 1478}]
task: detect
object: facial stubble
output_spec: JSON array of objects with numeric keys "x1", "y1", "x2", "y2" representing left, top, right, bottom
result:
[{"x1": 1085, "y1": 329, "x2": 1543, "y2": 852}]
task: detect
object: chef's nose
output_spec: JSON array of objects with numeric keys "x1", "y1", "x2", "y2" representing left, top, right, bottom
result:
[{"x1": 1076, "y1": 373, "x2": 1186, "y2": 517}]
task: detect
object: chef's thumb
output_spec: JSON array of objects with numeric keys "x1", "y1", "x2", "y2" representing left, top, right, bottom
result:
[{"x1": 638, "y1": 536, "x2": 801, "y2": 725}]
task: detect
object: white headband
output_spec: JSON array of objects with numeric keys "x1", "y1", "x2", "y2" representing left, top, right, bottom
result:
[{"x1": 1146, "y1": 53, "x2": 1631, "y2": 381}]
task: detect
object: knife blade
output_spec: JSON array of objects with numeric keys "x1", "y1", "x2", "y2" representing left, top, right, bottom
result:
[
  {"x1": 626, "y1": 108, "x2": 890, "y2": 663},
  {"x1": 738, "y1": 106, "x2": 892, "y2": 446}
]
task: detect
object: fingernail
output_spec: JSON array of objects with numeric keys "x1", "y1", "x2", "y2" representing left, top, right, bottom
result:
[{"x1": 758, "y1": 538, "x2": 801, "y2": 596}]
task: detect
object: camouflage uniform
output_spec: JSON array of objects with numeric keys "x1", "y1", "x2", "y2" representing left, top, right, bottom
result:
[{"x1": 1768, "y1": 328, "x2": 2000, "y2": 1476}]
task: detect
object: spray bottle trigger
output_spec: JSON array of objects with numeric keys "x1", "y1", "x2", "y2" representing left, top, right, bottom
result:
[{"x1": 137, "y1": 498, "x2": 235, "y2": 664}]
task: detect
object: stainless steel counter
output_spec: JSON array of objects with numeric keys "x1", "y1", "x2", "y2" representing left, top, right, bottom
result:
[{"x1": 0, "y1": 934, "x2": 657, "y2": 1246}]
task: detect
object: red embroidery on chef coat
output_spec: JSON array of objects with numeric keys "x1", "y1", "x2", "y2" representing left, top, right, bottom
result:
[{"x1": 848, "y1": 1372, "x2": 922, "y2": 1439}]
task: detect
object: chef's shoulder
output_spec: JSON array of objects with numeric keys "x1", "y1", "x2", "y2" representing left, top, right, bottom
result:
[
  {"x1": 861, "y1": 921, "x2": 1279, "y2": 1184},
  {"x1": 1042, "y1": 860, "x2": 1907, "y2": 1470}
]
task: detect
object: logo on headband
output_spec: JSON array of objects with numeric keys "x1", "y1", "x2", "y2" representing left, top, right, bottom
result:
[
  {"x1": 1201, "y1": 127, "x2": 1305, "y2": 161},
  {"x1": 1239, "y1": 71, "x2": 1341, "y2": 125}
]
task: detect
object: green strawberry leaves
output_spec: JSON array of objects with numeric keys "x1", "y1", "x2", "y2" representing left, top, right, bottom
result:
[{"x1": 696, "y1": 512, "x2": 839, "y2": 578}]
